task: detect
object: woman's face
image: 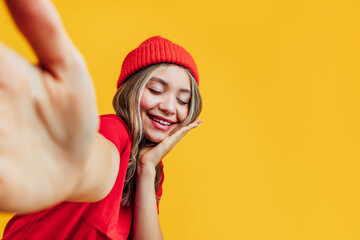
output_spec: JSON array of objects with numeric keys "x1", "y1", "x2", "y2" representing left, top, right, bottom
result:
[{"x1": 140, "y1": 65, "x2": 191, "y2": 143}]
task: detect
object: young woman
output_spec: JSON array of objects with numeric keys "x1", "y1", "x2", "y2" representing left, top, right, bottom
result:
[{"x1": 0, "y1": 0, "x2": 202, "y2": 239}]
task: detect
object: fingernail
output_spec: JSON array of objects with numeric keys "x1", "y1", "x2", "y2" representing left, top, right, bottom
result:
[{"x1": 198, "y1": 120, "x2": 203, "y2": 124}]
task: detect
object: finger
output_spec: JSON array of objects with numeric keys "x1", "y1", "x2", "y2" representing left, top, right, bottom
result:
[
  {"x1": 0, "y1": 42, "x2": 40, "y2": 95},
  {"x1": 5, "y1": 0, "x2": 83, "y2": 76},
  {"x1": 161, "y1": 119, "x2": 203, "y2": 153},
  {"x1": 141, "y1": 119, "x2": 203, "y2": 164},
  {"x1": 174, "y1": 119, "x2": 203, "y2": 137}
]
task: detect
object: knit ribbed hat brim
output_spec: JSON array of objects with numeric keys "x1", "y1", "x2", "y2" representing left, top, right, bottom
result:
[{"x1": 117, "y1": 36, "x2": 199, "y2": 88}]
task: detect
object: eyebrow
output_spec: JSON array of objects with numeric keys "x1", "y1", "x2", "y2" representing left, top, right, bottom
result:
[{"x1": 150, "y1": 77, "x2": 191, "y2": 94}]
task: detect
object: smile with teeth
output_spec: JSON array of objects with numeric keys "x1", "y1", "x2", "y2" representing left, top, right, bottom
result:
[{"x1": 148, "y1": 115, "x2": 172, "y2": 126}]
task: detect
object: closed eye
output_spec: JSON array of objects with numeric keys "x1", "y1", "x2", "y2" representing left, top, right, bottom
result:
[
  {"x1": 177, "y1": 99, "x2": 188, "y2": 105},
  {"x1": 149, "y1": 88, "x2": 163, "y2": 94}
]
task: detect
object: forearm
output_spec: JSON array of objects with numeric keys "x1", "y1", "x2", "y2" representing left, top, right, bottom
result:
[
  {"x1": 0, "y1": 133, "x2": 119, "y2": 213},
  {"x1": 0, "y1": 154, "x2": 81, "y2": 214},
  {"x1": 133, "y1": 166, "x2": 164, "y2": 240}
]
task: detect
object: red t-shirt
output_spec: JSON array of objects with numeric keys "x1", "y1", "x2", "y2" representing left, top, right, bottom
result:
[{"x1": 3, "y1": 114, "x2": 164, "y2": 240}]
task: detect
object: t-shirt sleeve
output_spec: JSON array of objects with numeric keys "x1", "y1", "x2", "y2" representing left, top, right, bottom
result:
[
  {"x1": 156, "y1": 161, "x2": 165, "y2": 214},
  {"x1": 98, "y1": 114, "x2": 131, "y2": 154}
]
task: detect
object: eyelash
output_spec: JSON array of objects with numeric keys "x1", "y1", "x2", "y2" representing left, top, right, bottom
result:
[
  {"x1": 177, "y1": 99, "x2": 188, "y2": 105},
  {"x1": 149, "y1": 88, "x2": 163, "y2": 94},
  {"x1": 149, "y1": 88, "x2": 188, "y2": 105}
]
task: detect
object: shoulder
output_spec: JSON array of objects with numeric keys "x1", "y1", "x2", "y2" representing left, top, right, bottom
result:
[
  {"x1": 99, "y1": 114, "x2": 130, "y2": 134},
  {"x1": 98, "y1": 114, "x2": 132, "y2": 153}
]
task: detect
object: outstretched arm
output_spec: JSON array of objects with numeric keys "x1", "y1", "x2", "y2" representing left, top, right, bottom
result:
[
  {"x1": 0, "y1": 0, "x2": 115, "y2": 213},
  {"x1": 133, "y1": 119, "x2": 202, "y2": 240}
]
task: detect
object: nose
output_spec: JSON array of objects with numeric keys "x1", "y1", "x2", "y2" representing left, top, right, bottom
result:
[{"x1": 159, "y1": 96, "x2": 176, "y2": 115}]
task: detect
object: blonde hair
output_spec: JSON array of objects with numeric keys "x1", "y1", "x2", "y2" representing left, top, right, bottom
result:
[{"x1": 113, "y1": 63, "x2": 202, "y2": 206}]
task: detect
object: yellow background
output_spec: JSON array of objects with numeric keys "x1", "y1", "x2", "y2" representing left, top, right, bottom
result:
[{"x1": 1, "y1": 0, "x2": 360, "y2": 239}]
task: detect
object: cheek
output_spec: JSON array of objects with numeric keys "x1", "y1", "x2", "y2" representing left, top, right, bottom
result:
[
  {"x1": 178, "y1": 106, "x2": 189, "y2": 123},
  {"x1": 140, "y1": 92, "x2": 154, "y2": 112}
]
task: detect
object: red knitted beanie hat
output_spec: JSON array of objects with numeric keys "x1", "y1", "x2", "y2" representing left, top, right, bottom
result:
[{"x1": 117, "y1": 36, "x2": 199, "y2": 89}]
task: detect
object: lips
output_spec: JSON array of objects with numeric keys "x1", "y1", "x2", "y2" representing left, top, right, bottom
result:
[
  {"x1": 148, "y1": 114, "x2": 175, "y2": 124},
  {"x1": 147, "y1": 113, "x2": 176, "y2": 131}
]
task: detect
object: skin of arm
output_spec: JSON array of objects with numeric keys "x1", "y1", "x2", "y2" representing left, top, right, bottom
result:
[
  {"x1": 66, "y1": 133, "x2": 120, "y2": 203},
  {"x1": 133, "y1": 165, "x2": 164, "y2": 240},
  {"x1": 132, "y1": 120, "x2": 202, "y2": 240},
  {"x1": 0, "y1": 132, "x2": 120, "y2": 213}
]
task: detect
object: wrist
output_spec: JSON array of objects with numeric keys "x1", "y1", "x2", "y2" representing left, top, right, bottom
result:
[{"x1": 136, "y1": 164, "x2": 156, "y2": 182}]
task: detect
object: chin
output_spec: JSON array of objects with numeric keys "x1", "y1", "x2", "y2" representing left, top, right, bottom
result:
[{"x1": 145, "y1": 133, "x2": 167, "y2": 143}]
